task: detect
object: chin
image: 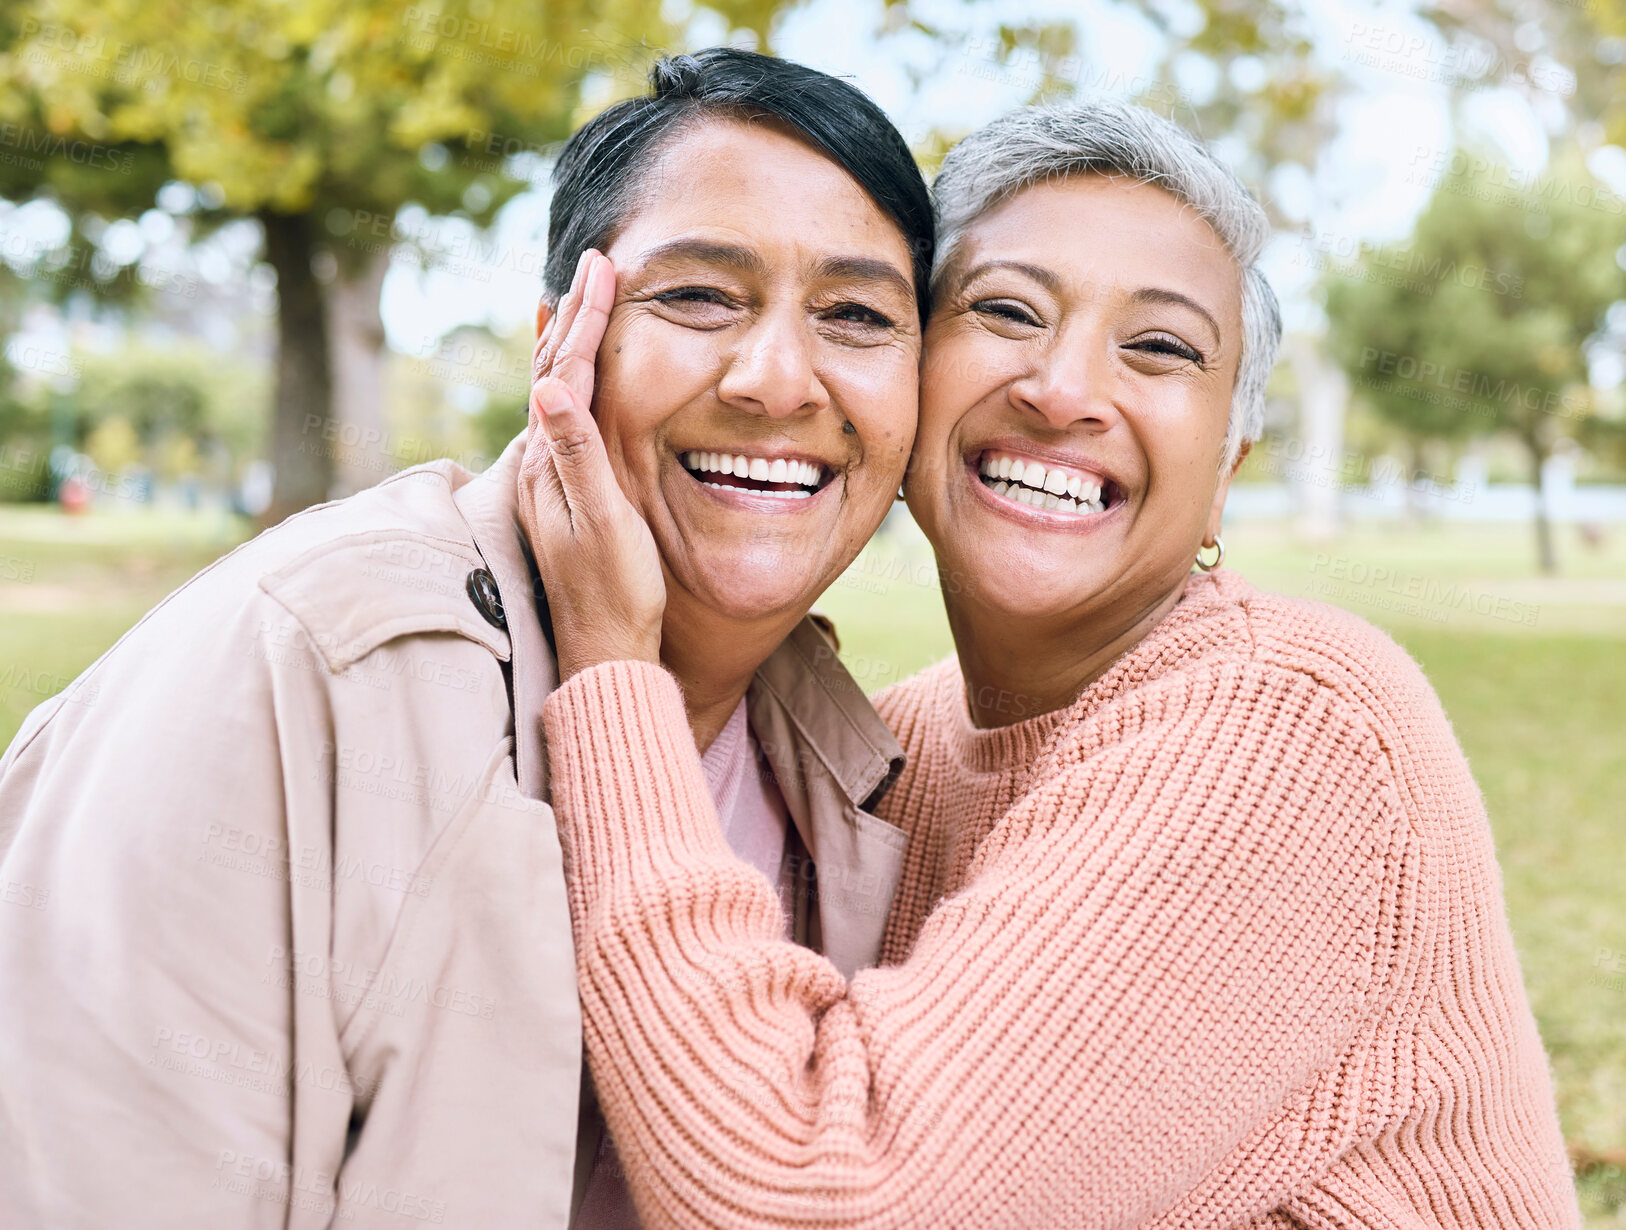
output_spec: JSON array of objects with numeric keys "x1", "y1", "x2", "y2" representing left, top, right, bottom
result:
[
  {"x1": 936, "y1": 535, "x2": 1107, "y2": 619},
  {"x1": 676, "y1": 554, "x2": 826, "y2": 627}
]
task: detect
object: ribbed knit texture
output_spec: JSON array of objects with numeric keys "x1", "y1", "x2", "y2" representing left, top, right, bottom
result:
[{"x1": 541, "y1": 571, "x2": 1580, "y2": 1229}]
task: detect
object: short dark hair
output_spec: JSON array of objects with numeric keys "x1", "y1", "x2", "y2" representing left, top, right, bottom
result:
[{"x1": 545, "y1": 48, "x2": 934, "y2": 320}]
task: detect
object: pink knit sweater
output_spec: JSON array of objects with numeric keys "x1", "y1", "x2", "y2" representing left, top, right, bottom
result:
[{"x1": 541, "y1": 571, "x2": 1580, "y2": 1228}]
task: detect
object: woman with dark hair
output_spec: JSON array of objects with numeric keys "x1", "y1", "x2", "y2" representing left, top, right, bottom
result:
[
  {"x1": 522, "y1": 98, "x2": 1581, "y2": 1227},
  {"x1": 0, "y1": 49, "x2": 932, "y2": 1230}
]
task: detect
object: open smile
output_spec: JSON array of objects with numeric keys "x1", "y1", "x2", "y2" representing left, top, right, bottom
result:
[
  {"x1": 679, "y1": 449, "x2": 834, "y2": 505},
  {"x1": 966, "y1": 447, "x2": 1125, "y2": 524}
]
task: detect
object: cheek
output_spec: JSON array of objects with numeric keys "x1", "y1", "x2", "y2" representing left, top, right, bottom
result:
[
  {"x1": 824, "y1": 348, "x2": 920, "y2": 462},
  {"x1": 1135, "y1": 413, "x2": 1224, "y2": 537},
  {"x1": 592, "y1": 317, "x2": 719, "y2": 464},
  {"x1": 916, "y1": 332, "x2": 1005, "y2": 455}
]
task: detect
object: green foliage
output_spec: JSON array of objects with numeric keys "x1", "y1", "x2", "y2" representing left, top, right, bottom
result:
[
  {"x1": 1324, "y1": 150, "x2": 1626, "y2": 456},
  {"x1": 69, "y1": 343, "x2": 269, "y2": 476},
  {"x1": 3, "y1": 1, "x2": 636, "y2": 220}
]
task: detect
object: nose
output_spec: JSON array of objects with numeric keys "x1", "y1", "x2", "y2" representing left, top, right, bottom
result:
[
  {"x1": 716, "y1": 307, "x2": 828, "y2": 419},
  {"x1": 1006, "y1": 322, "x2": 1121, "y2": 434}
]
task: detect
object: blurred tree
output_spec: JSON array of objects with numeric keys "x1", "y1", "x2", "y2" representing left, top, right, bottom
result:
[
  {"x1": 0, "y1": 0, "x2": 783, "y2": 523},
  {"x1": 1323, "y1": 150, "x2": 1626, "y2": 573},
  {"x1": 921, "y1": 9, "x2": 1326, "y2": 192},
  {"x1": 71, "y1": 342, "x2": 271, "y2": 490}
]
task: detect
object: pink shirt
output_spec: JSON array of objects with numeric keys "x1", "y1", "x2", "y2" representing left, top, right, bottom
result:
[{"x1": 574, "y1": 697, "x2": 793, "y2": 1229}]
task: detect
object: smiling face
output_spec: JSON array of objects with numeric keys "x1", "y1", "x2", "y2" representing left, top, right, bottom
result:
[
  {"x1": 909, "y1": 173, "x2": 1245, "y2": 634},
  {"x1": 573, "y1": 117, "x2": 920, "y2": 628}
]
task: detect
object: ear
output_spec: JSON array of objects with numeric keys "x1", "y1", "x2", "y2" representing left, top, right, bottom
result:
[{"x1": 1204, "y1": 439, "x2": 1251, "y2": 546}]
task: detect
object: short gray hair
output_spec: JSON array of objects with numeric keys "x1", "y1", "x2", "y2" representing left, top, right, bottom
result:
[{"x1": 931, "y1": 100, "x2": 1280, "y2": 470}]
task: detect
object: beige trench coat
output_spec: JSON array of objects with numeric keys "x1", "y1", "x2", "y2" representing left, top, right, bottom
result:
[{"x1": 0, "y1": 435, "x2": 907, "y2": 1230}]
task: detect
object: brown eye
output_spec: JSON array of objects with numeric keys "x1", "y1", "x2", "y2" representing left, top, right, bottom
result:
[
  {"x1": 824, "y1": 302, "x2": 895, "y2": 328},
  {"x1": 1128, "y1": 333, "x2": 1204, "y2": 365},
  {"x1": 655, "y1": 287, "x2": 730, "y2": 306},
  {"x1": 971, "y1": 299, "x2": 1041, "y2": 327},
  {"x1": 652, "y1": 286, "x2": 737, "y2": 327}
]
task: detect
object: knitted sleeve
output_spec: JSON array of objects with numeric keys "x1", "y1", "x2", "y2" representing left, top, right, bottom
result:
[{"x1": 541, "y1": 658, "x2": 1406, "y2": 1229}]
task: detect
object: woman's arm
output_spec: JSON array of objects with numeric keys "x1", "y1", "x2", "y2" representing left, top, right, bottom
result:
[{"x1": 542, "y1": 656, "x2": 1411, "y2": 1229}]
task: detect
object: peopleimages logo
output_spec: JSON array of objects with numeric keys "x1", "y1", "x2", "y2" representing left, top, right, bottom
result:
[
  {"x1": 1356, "y1": 349, "x2": 1587, "y2": 420},
  {"x1": 1307, "y1": 554, "x2": 1540, "y2": 627},
  {"x1": 1407, "y1": 148, "x2": 1625, "y2": 215}
]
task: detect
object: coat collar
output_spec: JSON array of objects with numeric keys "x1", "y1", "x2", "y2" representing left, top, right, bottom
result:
[
  {"x1": 453, "y1": 434, "x2": 557, "y2": 800},
  {"x1": 749, "y1": 618, "x2": 904, "y2": 814}
]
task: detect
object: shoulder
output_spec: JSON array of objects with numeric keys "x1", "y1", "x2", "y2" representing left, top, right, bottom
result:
[
  {"x1": 250, "y1": 462, "x2": 510, "y2": 674},
  {"x1": 7, "y1": 462, "x2": 508, "y2": 760},
  {"x1": 1046, "y1": 572, "x2": 1433, "y2": 774},
  {"x1": 1217, "y1": 572, "x2": 1447, "y2": 748},
  {"x1": 169, "y1": 460, "x2": 510, "y2": 675}
]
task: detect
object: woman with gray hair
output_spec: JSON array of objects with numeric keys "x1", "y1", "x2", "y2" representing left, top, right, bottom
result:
[{"x1": 520, "y1": 98, "x2": 1580, "y2": 1227}]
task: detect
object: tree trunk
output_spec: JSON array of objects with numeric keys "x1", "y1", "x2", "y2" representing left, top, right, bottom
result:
[
  {"x1": 1403, "y1": 437, "x2": 1429, "y2": 524},
  {"x1": 1286, "y1": 334, "x2": 1345, "y2": 541},
  {"x1": 328, "y1": 246, "x2": 393, "y2": 497},
  {"x1": 260, "y1": 210, "x2": 334, "y2": 527},
  {"x1": 1526, "y1": 434, "x2": 1558, "y2": 576}
]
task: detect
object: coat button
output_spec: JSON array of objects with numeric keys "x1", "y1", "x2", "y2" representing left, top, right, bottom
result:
[{"x1": 466, "y1": 568, "x2": 507, "y2": 629}]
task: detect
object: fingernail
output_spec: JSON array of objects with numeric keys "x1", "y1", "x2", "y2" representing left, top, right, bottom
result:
[
  {"x1": 574, "y1": 250, "x2": 591, "y2": 279},
  {"x1": 532, "y1": 379, "x2": 571, "y2": 415}
]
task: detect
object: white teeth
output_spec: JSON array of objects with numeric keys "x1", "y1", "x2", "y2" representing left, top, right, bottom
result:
[
  {"x1": 978, "y1": 468, "x2": 1103, "y2": 518},
  {"x1": 701, "y1": 482, "x2": 811, "y2": 500},
  {"x1": 979, "y1": 454, "x2": 1107, "y2": 513},
  {"x1": 683, "y1": 451, "x2": 826, "y2": 491}
]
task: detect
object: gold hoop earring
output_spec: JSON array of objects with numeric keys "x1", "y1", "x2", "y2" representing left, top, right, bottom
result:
[{"x1": 1195, "y1": 536, "x2": 1225, "y2": 572}]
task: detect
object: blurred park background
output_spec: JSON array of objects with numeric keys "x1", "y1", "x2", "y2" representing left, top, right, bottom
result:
[{"x1": 1, "y1": 0, "x2": 1624, "y2": 1220}]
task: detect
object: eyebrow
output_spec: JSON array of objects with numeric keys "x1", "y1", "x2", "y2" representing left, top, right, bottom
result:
[
  {"x1": 954, "y1": 259, "x2": 1060, "y2": 293},
  {"x1": 633, "y1": 239, "x2": 914, "y2": 303},
  {"x1": 810, "y1": 255, "x2": 915, "y2": 302},
  {"x1": 633, "y1": 238, "x2": 768, "y2": 277},
  {"x1": 1131, "y1": 287, "x2": 1222, "y2": 343}
]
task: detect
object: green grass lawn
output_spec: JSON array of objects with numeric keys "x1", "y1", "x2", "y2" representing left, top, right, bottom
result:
[{"x1": 3, "y1": 504, "x2": 1624, "y2": 1221}]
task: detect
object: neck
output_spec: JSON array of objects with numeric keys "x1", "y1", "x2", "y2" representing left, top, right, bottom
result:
[
  {"x1": 946, "y1": 576, "x2": 1190, "y2": 729},
  {"x1": 658, "y1": 589, "x2": 804, "y2": 753}
]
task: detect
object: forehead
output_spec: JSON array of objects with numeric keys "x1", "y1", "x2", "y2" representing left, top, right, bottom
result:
[
  {"x1": 610, "y1": 117, "x2": 913, "y2": 272},
  {"x1": 947, "y1": 175, "x2": 1242, "y2": 322}
]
